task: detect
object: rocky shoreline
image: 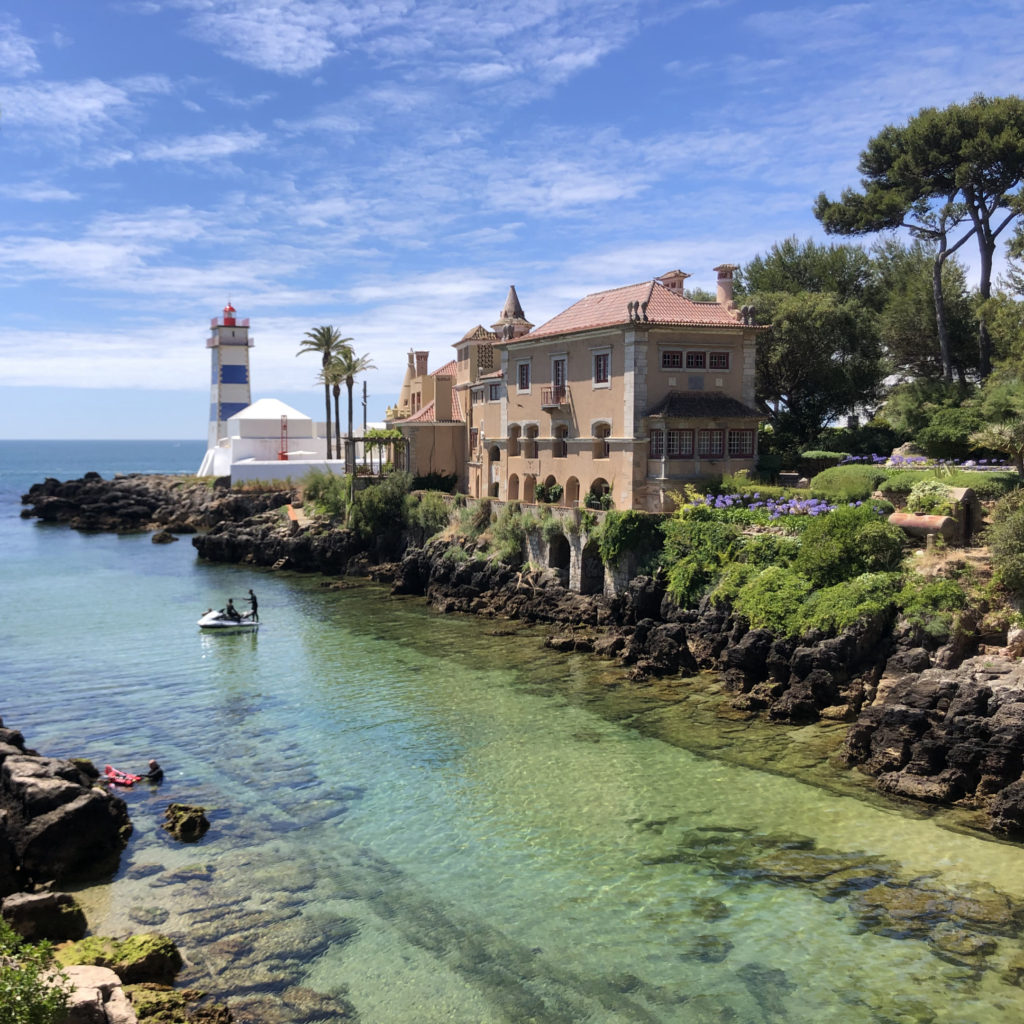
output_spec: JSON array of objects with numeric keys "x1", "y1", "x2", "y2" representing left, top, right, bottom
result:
[{"x1": 20, "y1": 473, "x2": 1024, "y2": 840}]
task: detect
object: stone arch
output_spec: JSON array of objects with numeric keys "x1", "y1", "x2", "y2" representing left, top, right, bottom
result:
[
  {"x1": 508, "y1": 425, "x2": 521, "y2": 457},
  {"x1": 592, "y1": 422, "x2": 611, "y2": 459},
  {"x1": 523, "y1": 475, "x2": 537, "y2": 503},
  {"x1": 548, "y1": 532, "x2": 570, "y2": 577},
  {"x1": 590, "y1": 477, "x2": 610, "y2": 498},
  {"x1": 565, "y1": 476, "x2": 580, "y2": 506},
  {"x1": 508, "y1": 473, "x2": 520, "y2": 501},
  {"x1": 580, "y1": 538, "x2": 605, "y2": 595}
]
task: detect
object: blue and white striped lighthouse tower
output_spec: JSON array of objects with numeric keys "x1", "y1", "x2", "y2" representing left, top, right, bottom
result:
[{"x1": 206, "y1": 302, "x2": 253, "y2": 449}]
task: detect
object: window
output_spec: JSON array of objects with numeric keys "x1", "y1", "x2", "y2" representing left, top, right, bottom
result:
[
  {"x1": 593, "y1": 423, "x2": 611, "y2": 459},
  {"x1": 554, "y1": 424, "x2": 569, "y2": 458},
  {"x1": 698, "y1": 429, "x2": 724, "y2": 457},
  {"x1": 593, "y1": 352, "x2": 610, "y2": 385},
  {"x1": 517, "y1": 362, "x2": 531, "y2": 393},
  {"x1": 650, "y1": 429, "x2": 664, "y2": 457},
  {"x1": 661, "y1": 350, "x2": 683, "y2": 369},
  {"x1": 728, "y1": 429, "x2": 754, "y2": 457},
  {"x1": 488, "y1": 382, "x2": 502, "y2": 402},
  {"x1": 709, "y1": 351, "x2": 730, "y2": 370},
  {"x1": 552, "y1": 357, "x2": 567, "y2": 388},
  {"x1": 471, "y1": 389, "x2": 482, "y2": 405},
  {"x1": 470, "y1": 428, "x2": 479, "y2": 451},
  {"x1": 685, "y1": 351, "x2": 706, "y2": 369},
  {"x1": 668, "y1": 429, "x2": 694, "y2": 457},
  {"x1": 524, "y1": 425, "x2": 539, "y2": 459}
]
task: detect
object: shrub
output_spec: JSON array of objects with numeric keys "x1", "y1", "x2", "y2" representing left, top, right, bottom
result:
[
  {"x1": 710, "y1": 561, "x2": 760, "y2": 607},
  {"x1": 348, "y1": 472, "x2": 412, "y2": 549},
  {"x1": 905, "y1": 479, "x2": 954, "y2": 516},
  {"x1": 985, "y1": 491, "x2": 1024, "y2": 596},
  {"x1": 0, "y1": 919, "x2": 69, "y2": 1024},
  {"x1": 302, "y1": 469, "x2": 350, "y2": 518},
  {"x1": 731, "y1": 566, "x2": 813, "y2": 635},
  {"x1": 597, "y1": 510, "x2": 664, "y2": 566},
  {"x1": 809, "y1": 464, "x2": 888, "y2": 502},
  {"x1": 492, "y1": 502, "x2": 527, "y2": 565},
  {"x1": 540, "y1": 510, "x2": 565, "y2": 544},
  {"x1": 793, "y1": 504, "x2": 905, "y2": 587},
  {"x1": 800, "y1": 572, "x2": 902, "y2": 635},
  {"x1": 880, "y1": 468, "x2": 1019, "y2": 502},
  {"x1": 408, "y1": 491, "x2": 451, "y2": 539},
  {"x1": 662, "y1": 507, "x2": 743, "y2": 606},
  {"x1": 897, "y1": 576, "x2": 968, "y2": 640},
  {"x1": 535, "y1": 482, "x2": 563, "y2": 503},
  {"x1": 740, "y1": 533, "x2": 800, "y2": 569}
]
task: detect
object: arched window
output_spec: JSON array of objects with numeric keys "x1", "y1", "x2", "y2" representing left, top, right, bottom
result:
[
  {"x1": 565, "y1": 476, "x2": 580, "y2": 507},
  {"x1": 508, "y1": 425, "x2": 521, "y2": 457},
  {"x1": 592, "y1": 423, "x2": 611, "y2": 459},
  {"x1": 524, "y1": 475, "x2": 537, "y2": 503},
  {"x1": 508, "y1": 474, "x2": 520, "y2": 501}
]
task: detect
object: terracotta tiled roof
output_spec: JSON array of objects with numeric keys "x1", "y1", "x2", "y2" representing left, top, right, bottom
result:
[
  {"x1": 402, "y1": 390, "x2": 465, "y2": 424},
  {"x1": 520, "y1": 279, "x2": 743, "y2": 341},
  {"x1": 431, "y1": 359, "x2": 458, "y2": 377},
  {"x1": 645, "y1": 391, "x2": 761, "y2": 420}
]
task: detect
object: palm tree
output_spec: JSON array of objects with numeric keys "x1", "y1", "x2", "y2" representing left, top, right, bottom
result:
[
  {"x1": 297, "y1": 326, "x2": 352, "y2": 460},
  {"x1": 970, "y1": 419, "x2": 1024, "y2": 478},
  {"x1": 331, "y1": 348, "x2": 376, "y2": 472}
]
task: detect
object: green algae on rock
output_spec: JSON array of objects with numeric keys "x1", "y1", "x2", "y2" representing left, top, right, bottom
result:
[{"x1": 56, "y1": 933, "x2": 183, "y2": 985}]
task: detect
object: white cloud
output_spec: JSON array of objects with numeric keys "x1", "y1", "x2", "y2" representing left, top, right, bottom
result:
[
  {"x1": 0, "y1": 79, "x2": 135, "y2": 137},
  {"x1": 139, "y1": 129, "x2": 267, "y2": 162},
  {"x1": 0, "y1": 182, "x2": 79, "y2": 201},
  {"x1": 0, "y1": 17, "x2": 39, "y2": 78}
]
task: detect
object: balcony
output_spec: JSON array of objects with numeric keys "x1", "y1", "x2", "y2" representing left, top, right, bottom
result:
[{"x1": 541, "y1": 385, "x2": 567, "y2": 408}]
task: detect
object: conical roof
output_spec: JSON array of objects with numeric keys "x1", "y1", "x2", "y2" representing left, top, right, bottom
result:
[{"x1": 491, "y1": 285, "x2": 533, "y2": 337}]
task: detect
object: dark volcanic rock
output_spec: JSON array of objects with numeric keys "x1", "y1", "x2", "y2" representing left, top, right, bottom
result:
[
  {"x1": 164, "y1": 803, "x2": 211, "y2": 843},
  {"x1": 0, "y1": 736, "x2": 131, "y2": 884}
]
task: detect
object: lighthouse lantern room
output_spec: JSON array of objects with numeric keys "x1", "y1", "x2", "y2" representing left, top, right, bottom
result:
[{"x1": 206, "y1": 302, "x2": 253, "y2": 449}]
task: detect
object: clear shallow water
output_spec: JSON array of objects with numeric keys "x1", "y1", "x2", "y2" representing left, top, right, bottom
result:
[{"x1": 3, "y1": 442, "x2": 1024, "y2": 1023}]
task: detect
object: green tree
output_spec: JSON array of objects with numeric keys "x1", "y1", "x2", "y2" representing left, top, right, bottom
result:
[
  {"x1": 328, "y1": 347, "x2": 376, "y2": 471},
  {"x1": 0, "y1": 919, "x2": 69, "y2": 1024},
  {"x1": 736, "y1": 236, "x2": 880, "y2": 306},
  {"x1": 815, "y1": 94, "x2": 1024, "y2": 379},
  {"x1": 753, "y1": 290, "x2": 884, "y2": 446},
  {"x1": 872, "y1": 239, "x2": 975, "y2": 380},
  {"x1": 297, "y1": 325, "x2": 352, "y2": 460}
]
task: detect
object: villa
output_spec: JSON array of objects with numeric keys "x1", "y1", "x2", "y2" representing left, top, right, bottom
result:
[{"x1": 390, "y1": 266, "x2": 764, "y2": 512}]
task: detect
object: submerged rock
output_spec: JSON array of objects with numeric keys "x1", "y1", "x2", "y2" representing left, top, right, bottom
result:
[{"x1": 163, "y1": 804, "x2": 210, "y2": 843}]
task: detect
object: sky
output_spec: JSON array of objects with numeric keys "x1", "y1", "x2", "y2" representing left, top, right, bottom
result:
[{"x1": 1, "y1": 0, "x2": 1023, "y2": 440}]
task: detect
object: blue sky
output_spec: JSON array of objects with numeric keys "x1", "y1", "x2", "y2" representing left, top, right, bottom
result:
[{"x1": 1, "y1": 0, "x2": 1022, "y2": 439}]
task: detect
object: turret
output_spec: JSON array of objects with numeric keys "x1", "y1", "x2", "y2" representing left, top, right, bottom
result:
[{"x1": 206, "y1": 303, "x2": 253, "y2": 448}]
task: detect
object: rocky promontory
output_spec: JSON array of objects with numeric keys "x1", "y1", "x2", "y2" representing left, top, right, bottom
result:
[{"x1": 20, "y1": 473, "x2": 291, "y2": 533}]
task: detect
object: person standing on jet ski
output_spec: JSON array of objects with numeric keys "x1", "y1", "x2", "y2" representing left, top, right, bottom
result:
[{"x1": 246, "y1": 589, "x2": 259, "y2": 621}]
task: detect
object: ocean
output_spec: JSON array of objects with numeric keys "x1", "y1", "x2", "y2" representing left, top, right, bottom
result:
[{"x1": 2, "y1": 439, "x2": 1024, "y2": 1023}]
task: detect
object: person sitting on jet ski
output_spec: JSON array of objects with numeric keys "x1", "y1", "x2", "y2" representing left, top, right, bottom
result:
[{"x1": 225, "y1": 598, "x2": 242, "y2": 621}]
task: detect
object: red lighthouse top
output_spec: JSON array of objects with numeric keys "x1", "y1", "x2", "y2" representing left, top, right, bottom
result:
[{"x1": 223, "y1": 302, "x2": 236, "y2": 326}]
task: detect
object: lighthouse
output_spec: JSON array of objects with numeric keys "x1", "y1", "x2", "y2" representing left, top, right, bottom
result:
[{"x1": 206, "y1": 302, "x2": 253, "y2": 448}]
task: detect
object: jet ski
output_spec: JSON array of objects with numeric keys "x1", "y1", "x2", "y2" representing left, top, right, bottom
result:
[{"x1": 197, "y1": 609, "x2": 259, "y2": 632}]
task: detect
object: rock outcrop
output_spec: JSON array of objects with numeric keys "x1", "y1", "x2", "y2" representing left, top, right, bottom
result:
[
  {"x1": 843, "y1": 655, "x2": 1024, "y2": 834},
  {"x1": 20, "y1": 473, "x2": 291, "y2": 534},
  {"x1": 0, "y1": 723, "x2": 131, "y2": 887}
]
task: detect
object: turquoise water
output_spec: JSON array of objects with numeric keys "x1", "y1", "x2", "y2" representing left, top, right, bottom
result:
[{"x1": 3, "y1": 441, "x2": 1024, "y2": 1023}]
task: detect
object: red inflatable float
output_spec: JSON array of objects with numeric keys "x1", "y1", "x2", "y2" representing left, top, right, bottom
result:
[{"x1": 104, "y1": 764, "x2": 142, "y2": 786}]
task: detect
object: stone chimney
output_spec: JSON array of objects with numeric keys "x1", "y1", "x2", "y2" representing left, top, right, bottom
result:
[
  {"x1": 714, "y1": 265, "x2": 739, "y2": 308},
  {"x1": 414, "y1": 351, "x2": 429, "y2": 376},
  {"x1": 656, "y1": 269, "x2": 691, "y2": 295}
]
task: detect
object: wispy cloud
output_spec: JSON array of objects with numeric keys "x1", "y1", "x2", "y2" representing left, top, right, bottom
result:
[
  {"x1": 0, "y1": 17, "x2": 39, "y2": 78},
  {"x1": 138, "y1": 129, "x2": 267, "y2": 162},
  {"x1": 0, "y1": 78, "x2": 135, "y2": 138}
]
